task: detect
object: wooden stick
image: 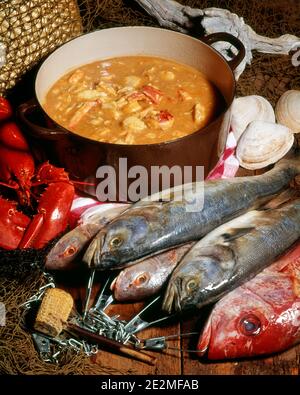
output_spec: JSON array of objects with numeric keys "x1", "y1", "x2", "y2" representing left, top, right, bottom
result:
[{"x1": 67, "y1": 323, "x2": 157, "y2": 366}]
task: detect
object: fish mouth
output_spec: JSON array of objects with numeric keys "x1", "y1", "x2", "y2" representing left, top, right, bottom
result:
[
  {"x1": 162, "y1": 279, "x2": 183, "y2": 314},
  {"x1": 45, "y1": 250, "x2": 56, "y2": 270},
  {"x1": 197, "y1": 315, "x2": 212, "y2": 357},
  {"x1": 82, "y1": 232, "x2": 119, "y2": 270},
  {"x1": 97, "y1": 253, "x2": 119, "y2": 270},
  {"x1": 110, "y1": 276, "x2": 118, "y2": 291},
  {"x1": 82, "y1": 237, "x2": 99, "y2": 268},
  {"x1": 110, "y1": 275, "x2": 124, "y2": 300}
]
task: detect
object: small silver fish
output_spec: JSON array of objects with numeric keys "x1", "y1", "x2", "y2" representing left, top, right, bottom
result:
[
  {"x1": 84, "y1": 156, "x2": 300, "y2": 270},
  {"x1": 163, "y1": 198, "x2": 300, "y2": 314},
  {"x1": 45, "y1": 204, "x2": 129, "y2": 270},
  {"x1": 111, "y1": 243, "x2": 193, "y2": 302}
]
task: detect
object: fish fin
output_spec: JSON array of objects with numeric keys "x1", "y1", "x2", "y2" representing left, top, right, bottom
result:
[
  {"x1": 292, "y1": 268, "x2": 300, "y2": 297},
  {"x1": 265, "y1": 243, "x2": 300, "y2": 274},
  {"x1": 249, "y1": 193, "x2": 279, "y2": 210},
  {"x1": 140, "y1": 181, "x2": 201, "y2": 204},
  {"x1": 261, "y1": 188, "x2": 300, "y2": 210},
  {"x1": 198, "y1": 244, "x2": 236, "y2": 271},
  {"x1": 222, "y1": 227, "x2": 256, "y2": 243}
]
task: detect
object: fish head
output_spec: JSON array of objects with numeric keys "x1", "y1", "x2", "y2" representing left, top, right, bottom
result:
[
  {"x1": 162, "y1": 253, "x2": 229, "y2": 314},
  {"x1": 111, "y1": 267, "x2": 152, "y2": 301},
  {"x1": 85, "y1": 215, "x2": 149, "y2": 270},
  {"x1": 197, "y1": 289, "x2": 284, "y2": 360},
  {"x1": 45, "y1": 235, "x2": 82, "y2": 270}
]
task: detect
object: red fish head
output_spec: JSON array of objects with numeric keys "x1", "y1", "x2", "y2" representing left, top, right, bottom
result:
[
  {"x1": 112, "y1": 268, "x2": 153, "y2": 302},
  {"x1": 197, "y1": 289, "x2": 297, "y2": 360},
  {"x1": 198, "y1": 244, "x2": 300, "y2": 360}
]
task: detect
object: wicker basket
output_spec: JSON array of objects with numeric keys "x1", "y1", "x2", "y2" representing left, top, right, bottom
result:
[{"x1": 0, "y1": 0, "x2": 83, "y2": 96}]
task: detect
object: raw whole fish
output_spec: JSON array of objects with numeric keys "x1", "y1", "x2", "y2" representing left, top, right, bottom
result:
[
  {"x1": 197, "y1": 243, "x2": 300, "y2": 359},
  {"x1": 46, "y1": 204, "x2": 129, "y2": 270},
  {"x1": 84, "y1": 156, "x2": 300, "y2": 270},
  {"x1": 163, "y1": 198, "x2": 300, "y2": 313},
  {"x1": 111, "y1": 243, "x2": 193, "y2": 302}
]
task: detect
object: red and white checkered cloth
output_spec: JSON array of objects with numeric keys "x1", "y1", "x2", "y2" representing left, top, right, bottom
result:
[
  {"x1": 70, "y1": 131, "x2": 239, "y2": 227},
  {"x1": 206, "y1": 131, "x2": 239, "y2": 180}
]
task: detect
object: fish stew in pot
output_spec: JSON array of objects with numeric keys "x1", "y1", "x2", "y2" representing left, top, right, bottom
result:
[{"x1": 43, "y1": 56, "x2": 223, "y2": 145}]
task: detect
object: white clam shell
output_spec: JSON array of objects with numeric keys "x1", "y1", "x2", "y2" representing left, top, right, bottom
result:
[
  {"x1": 231, "y1": 95, "x2": 275, "y2": 142},
  {"x1": 236, "y1": 120, "x2": 294, "y2": 170},
  {"x1": 275, "y1": 90, "x2": 300, "y2": 133}
]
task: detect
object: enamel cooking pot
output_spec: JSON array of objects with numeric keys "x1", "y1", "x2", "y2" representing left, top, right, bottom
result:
[{"x1": 18, "y1": 27, "x2": 245, "y2": 201}]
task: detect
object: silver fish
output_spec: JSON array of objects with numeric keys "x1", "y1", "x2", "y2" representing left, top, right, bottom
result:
[
  {"x1": 163, "y1": 198, "x2": 300, "y2": 314},
  {"x1": 45, "y1": 204, "x2": 129, "y2": 270},
  {"x1": 111, "y1": 243, "x2": 193, "y2": 302},
  {"x1": 83, "y1": 156, "x2": 300, "y2": 270}
]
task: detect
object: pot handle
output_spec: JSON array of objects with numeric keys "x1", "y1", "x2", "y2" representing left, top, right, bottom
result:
[
  {"x1": 18, "y1": 99, "x2": 69, "y2": 141},
  {"x1": 202, "y1": 32, "x2": 246, "y2": 71}
]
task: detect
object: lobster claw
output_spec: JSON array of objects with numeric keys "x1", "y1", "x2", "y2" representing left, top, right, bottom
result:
[
  {"x1": 32, "y1": 162, "x2": 70, "y2": 185},
  {"x1": 19, "y1": 182, "x2": 75, "y2": 249},
  {"x1": 0, "y1": 197, "x2": 30, "y2": 249}
]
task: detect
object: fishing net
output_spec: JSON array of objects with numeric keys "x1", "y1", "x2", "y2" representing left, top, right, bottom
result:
[
  {"x1": 0, "y1": 273, "x2": 136, "y2": 375},
  {"x1": 0, "y1": 0, "x2": 300, "y2": 375},
  {"x1": 78, "y1": 0, "x2": 300, "y2": 107}
]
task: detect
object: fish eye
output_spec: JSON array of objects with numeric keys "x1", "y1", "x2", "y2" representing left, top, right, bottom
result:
[
  {"x1": 61, "y1": 246, "x2": 76, "y2": 258},
  {"x1": 134, "y1": 273, "x2": 149, "y2": 286},
  {"x1": 109, "y1": 236, "x2": 123, "y2": 249},
  {"x1": 65, "y1": 246, "x2": 76, "y2": 256},
  {"x1": 186, "y1": 279, "x2": 197, "y2": 292},
  {"x1": 239, "y1": 314, "x2": 261, "y2": 336}
]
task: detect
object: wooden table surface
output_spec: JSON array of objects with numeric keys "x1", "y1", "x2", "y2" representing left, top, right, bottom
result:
[
  {"x1": 4, "y1": 0, "x2": 299, "y2": 374},
  {"x1": 60, "y1": 167, "x2": 300, "y2": 376}
]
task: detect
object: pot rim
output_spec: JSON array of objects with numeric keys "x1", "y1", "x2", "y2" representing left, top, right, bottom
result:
[{"x1": 35, "y1": 26, "x2": 238, "y2": 148}]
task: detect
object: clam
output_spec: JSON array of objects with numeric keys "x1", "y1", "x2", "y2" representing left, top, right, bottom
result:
[
  {"x1": 231, "y1": 95, "x2": 275, "y2": 142},
  {"x1": 275, "y1": 90, "x2": 300, "y2": 133},
  {"x1": 236, "y1": 120, "x2": 294, "y2": 170}
]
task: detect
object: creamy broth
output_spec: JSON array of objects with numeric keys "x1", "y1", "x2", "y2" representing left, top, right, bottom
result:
[{"x1": 44, "y1": 56, "x2": 222, "y2": 145}]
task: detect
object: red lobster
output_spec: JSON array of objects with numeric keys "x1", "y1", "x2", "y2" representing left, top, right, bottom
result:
[
  {"x1": 0, "y1": 122, "x2": 34, "y2": 206},
  {"x1": 18, "y1": 164, "x2": 75, "y2": 249},
  {"x1": 0, "y1": 197, "x2": 30, "y2": 249},
  {"x1": 0, "y1": 112, "x2": 75, "y2": 250}
]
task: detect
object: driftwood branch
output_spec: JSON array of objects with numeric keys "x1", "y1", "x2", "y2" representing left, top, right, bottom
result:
[{"x1": 135, "y1": 0, "x2": 300, "y2": 79}]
